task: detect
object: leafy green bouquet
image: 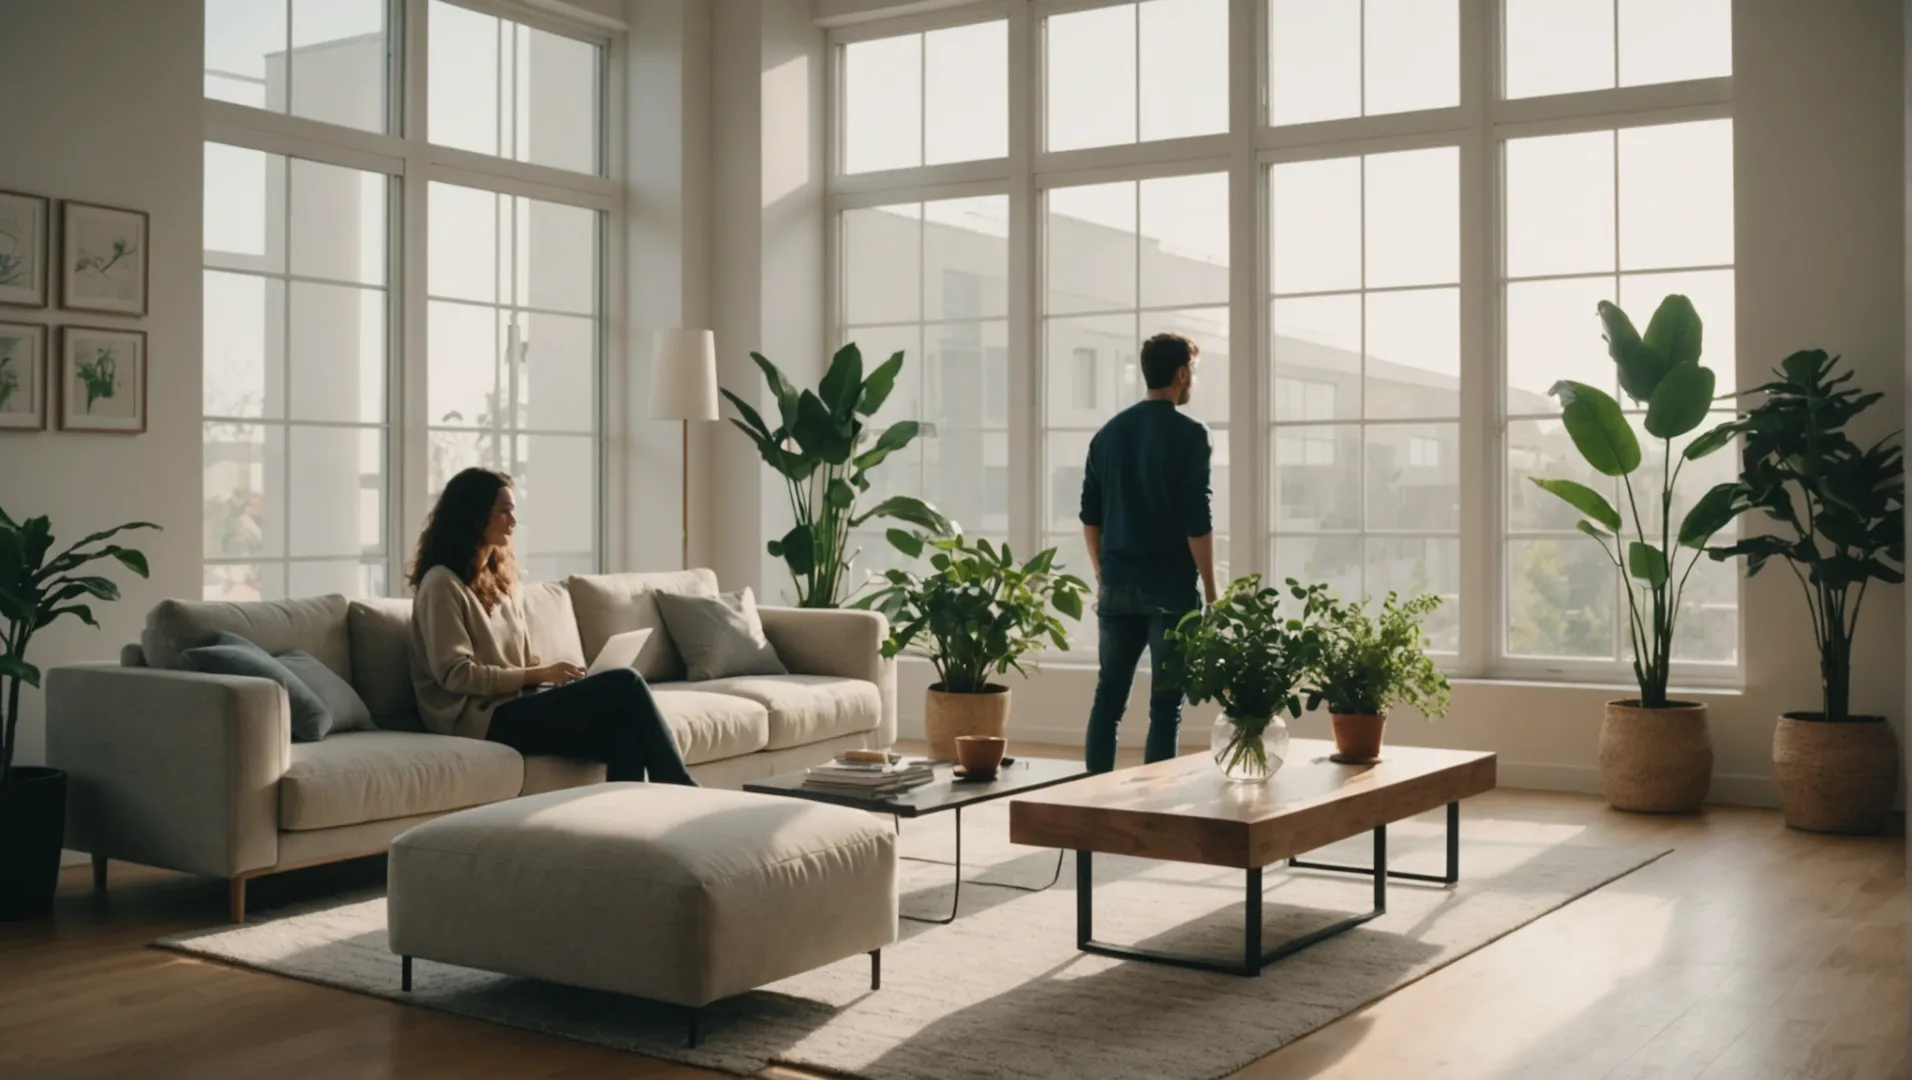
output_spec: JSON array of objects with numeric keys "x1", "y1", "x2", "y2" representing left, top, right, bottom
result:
[
  {"x1": 1299, "y1": 584, "x2": 1450, "y2": 719},
  {"x1": 1166, "y1": 575, "x2": 1316, "y2": 779}
]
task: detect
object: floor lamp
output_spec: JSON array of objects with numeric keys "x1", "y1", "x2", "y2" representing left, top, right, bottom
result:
[{"x1": 649, "y1": 329, "x2": 719, "y2": 569}]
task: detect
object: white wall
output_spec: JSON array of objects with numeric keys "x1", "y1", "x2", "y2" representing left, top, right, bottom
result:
[{"x1": 0, "y1": 0, "x2": 204, "y2": 771}]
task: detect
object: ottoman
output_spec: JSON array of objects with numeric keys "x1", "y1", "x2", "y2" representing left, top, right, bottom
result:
[{"x1": 387, "y1": 782, "x2": 897, "y2": 1046}]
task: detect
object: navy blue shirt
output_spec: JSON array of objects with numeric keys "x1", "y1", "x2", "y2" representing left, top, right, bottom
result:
[{"x1": 1078, "y1": 399, "x2": 1213, "y2": 595}]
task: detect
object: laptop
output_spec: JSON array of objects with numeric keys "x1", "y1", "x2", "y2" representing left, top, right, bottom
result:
[{"x1": 587, "y1": 628, "x2": 654, "y2": 675}]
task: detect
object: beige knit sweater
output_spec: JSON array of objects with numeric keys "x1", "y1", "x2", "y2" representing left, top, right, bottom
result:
[{"x1": 408, "y1": 565, "x2": 534, "y2": 739}]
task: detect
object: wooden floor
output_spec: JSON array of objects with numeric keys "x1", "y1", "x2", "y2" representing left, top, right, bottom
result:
[{"x1": 2, "y1": 742, "x2": 1904, "y2": 1080}]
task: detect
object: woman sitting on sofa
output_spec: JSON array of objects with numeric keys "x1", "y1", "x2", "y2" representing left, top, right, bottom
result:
[{"x1": 408, "y1": 467, "x2": 696, "y2": 785}]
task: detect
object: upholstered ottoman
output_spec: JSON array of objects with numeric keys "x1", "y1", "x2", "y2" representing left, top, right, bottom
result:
[{"x1": 387, "y1": 783, "x2": 897, "y2": 1045}]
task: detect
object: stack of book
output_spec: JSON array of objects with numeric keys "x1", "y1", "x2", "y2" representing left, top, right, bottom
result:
[{"x1": 802, "y1": 755, "x2": 936, "y2": 795}]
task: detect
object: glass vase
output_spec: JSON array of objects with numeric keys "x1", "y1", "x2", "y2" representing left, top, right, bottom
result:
[{"x1": 1211, "y1": 712, "x2": 1290, "y2": 783}]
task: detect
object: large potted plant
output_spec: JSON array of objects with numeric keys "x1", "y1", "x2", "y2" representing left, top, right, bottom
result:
[
  {"x1": 1165, "y1": 575, "x2": 1316, "y2": 783},
  {"x1": 0, "y1": 509, "x2": 154, "y2": 920},
  {"x1": 1531, "y1": 295, "x2": 1746, "y2": 812},
  {"x1": 1299, "y1": 584, "x2": 1450, "y2": 762},
  {"x1": 723, "y1": 343, "x2": 956, "y2": 607},
  {"x1": 1707, "y1": 350, "x2": 1904, "y2": 833},
  {"x1": 860, "y1": 536, "x2": 1087, "y2": 760}
]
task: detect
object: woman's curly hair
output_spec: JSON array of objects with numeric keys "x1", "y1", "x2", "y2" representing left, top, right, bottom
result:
[{"x1": 409, "y1": 467, "x2": 517, "y2": 612}]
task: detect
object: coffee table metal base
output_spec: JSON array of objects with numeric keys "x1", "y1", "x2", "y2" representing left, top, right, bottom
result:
[
  {"x1": 895, "y1": 806, "x2": 1067, "y2": 925},
  {"x1": 1288, "y1": 800, "x2": 1460, "y2": 886},
  {"x1": 1075, "y1": 827, "x2": 1389, "y2": 977}
]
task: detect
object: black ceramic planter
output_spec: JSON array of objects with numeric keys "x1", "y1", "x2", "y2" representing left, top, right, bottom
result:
[{"x1": 0, "y1": 767, "x2": 67, "y2": 921}]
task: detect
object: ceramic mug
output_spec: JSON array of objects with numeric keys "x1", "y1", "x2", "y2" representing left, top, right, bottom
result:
[{"x1": 954, "y1": 735, "x2": 1007, "y2": 779}]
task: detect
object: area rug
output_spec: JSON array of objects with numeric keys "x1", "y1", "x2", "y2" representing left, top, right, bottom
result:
[{"x1": 158, "y1": 801, "x2": 1666, "y2": 1080}]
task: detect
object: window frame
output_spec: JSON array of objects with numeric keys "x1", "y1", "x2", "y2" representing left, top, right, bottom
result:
[
  {"x1": 828, "y1": 0, "x2": 1736, "y2": 684},
  {"x1": 202, "y1": 0, "x2": 622, "y2": 600}
]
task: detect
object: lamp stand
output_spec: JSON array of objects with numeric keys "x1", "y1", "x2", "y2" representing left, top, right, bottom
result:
[{"x1": 679, "y1": 419, "x2": 691, "y2": 569}]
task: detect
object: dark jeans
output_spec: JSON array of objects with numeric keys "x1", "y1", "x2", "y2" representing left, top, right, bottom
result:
[
  {"x1": 1085, "y1": 582, "x2": 1199, "y2": 774},
  {"x1": 486, "y1": 668, "x2": 696, "y2": 785}
]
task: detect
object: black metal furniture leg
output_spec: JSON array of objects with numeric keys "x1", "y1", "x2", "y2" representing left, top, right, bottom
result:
[
  {"x1": 1076, "y1": 850, "x2": 1092, "y2": 949},
  {"x1": 1288, "y1": 801, "x2": 1462, "y2": 887},
  {"x1": 401, "y1": 955, "x2": 412, "y2": 992},
  {"x1": 898, "y1": 806, "x2": 1069, "y2": 923},
  {"x1": 870, "y1": 949, "x2": 881, "y2": 990},
  {"x1": 1245, "y1": 867, "x2": 1263, "y2": 976},
  {"x1": 685, "y1": 1008, "x2": 700, "y2": 1049},
  {"x1": 900, "y1": 807, "x2": 964, "y2": 924}
]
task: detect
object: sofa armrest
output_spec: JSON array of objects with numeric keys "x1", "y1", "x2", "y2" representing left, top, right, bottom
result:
[
  {"x1": 759, "y1": 607, "x2": 896, "y2": 749},
  {"x1": 47, "y1": 663, "x2": 290, "y2": 878}
]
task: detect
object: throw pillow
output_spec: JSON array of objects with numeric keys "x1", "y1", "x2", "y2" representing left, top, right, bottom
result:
[
  {"x1": 521, "y1": 580, "x2": 587, "y2": 669},
  {"x1": 184, "y1": 633, "x2": 333, "y2": 742},
  {"x1": 276, "y1": 649, "x2": 375, "y2": 733},
  {"x1": 653, "y1": 587, "x2": 788, "y2": 682}
]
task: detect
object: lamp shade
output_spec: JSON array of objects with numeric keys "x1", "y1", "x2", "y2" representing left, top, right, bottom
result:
[{"x1": 649, "y1": 328, "x2": 719, "y2": 422}]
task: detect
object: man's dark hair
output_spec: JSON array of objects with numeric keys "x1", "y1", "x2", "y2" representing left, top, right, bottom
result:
[{"x1": 1140, "y1": 332, "x2": 1199, "y2": 390}]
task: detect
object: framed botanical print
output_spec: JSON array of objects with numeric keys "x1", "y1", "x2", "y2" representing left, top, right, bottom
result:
[
  {"x1": 0, "y1": 191, "x2": 50, "y2": 308},
  {"x1": 61, "y1": 201, "x2": 149, "y2": 316},
  {"x1": 0, "y1": 321, "x2": 47, "y2": 430},
  {"x1": 59, "y1": 325, "x2": 145, "y2": 434}
]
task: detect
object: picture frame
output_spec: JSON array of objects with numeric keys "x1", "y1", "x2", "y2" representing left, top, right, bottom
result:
[
  {"x1": 0, "y1": 190, "x2": 50, "y2": 309},
  {"x1": 0, "y1": 321, "x2": 48, "y2": 431},
  {"x1": 61, "y1": 200, "x2": 149, "y2": 316},
  {"x1": 58, "y1": 325, "x2": 146, "y2": 434}
]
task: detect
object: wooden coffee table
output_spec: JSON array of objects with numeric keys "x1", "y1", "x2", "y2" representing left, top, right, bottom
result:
[{"x1": 1009, "y1": 740, "x2": 1496, "y2": 976}]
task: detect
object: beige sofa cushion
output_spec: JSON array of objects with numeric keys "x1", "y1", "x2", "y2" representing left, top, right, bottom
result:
[
  {"x1": 143, "y1": 595, "x2": 351, "y2": 679},
  {"x1": 386, "y1": 784, "x2": 897, "y2": 1008},
  {"x1": 280, "y1": 731, "x2": 524, "y2": 831},
  {"x1": 347, "y1": 598, "x2": 422, "y2": 731},
  {"x1": 696, "y1": 674, "x2": 881, "y2": 751},
  {"x1": 566, "y1": 569, "x2": 718, "y2": 682},
  {"x1": 650, "y1": 687, "x2": 769, "y2": 764},
  {"x1": 521, "y1": 580, "x2": 586, "y2": 668}
]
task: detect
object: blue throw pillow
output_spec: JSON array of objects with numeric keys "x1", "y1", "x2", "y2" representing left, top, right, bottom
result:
[
  {"x1": 276, "y1": 650, "x2": 374, "y2": 733},
  {"x1": 184, "y1": 632, "x2": 332, "y2": 742}
]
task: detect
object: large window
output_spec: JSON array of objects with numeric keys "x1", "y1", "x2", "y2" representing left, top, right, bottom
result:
[
  {"x1": 204, "y1": 0, "x2": 613, "y2": 601},
  {"x1": 834, "y1": 0, "x2": 1735, "y2": 678}
]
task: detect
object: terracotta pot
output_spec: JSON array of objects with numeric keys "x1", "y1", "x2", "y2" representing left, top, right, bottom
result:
[
  {"x1": 924, "y1": 684, "x2": 1010, "y2": 761},
  {"x1": 1599, "y1": 700, "x2": 1711, "y2": 813},
  {"x1": 1772, "y1": 713, "x2": 1900, "y2": 834},
  {"x1": 1331, "y1": 714, "x2": 1386, "y2": 760}
]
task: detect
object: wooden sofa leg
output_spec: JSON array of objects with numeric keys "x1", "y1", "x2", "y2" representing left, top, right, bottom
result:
[
  {"x1": 91, "y1": 854, "x2": 108, "y2": 892},
  {"x1": 228, "y1": 877, "x2": 247, "y2": 924}
]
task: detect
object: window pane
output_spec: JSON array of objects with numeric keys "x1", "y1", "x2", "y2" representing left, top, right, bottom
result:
[
  {"x1": 924, "y1": 320, "x2": 1007, "y2": 434},
  {"x1": 844, "y1": 204, "x2": 921, "y2": 325},
  {"x1": 206, "y1": 0, "x2": 286, "y2": 109},
  {"x1": 1506, "y1": 276, "x2": 1617, "y2": 408},
  {"x1": 1366, "y1": 288, "x2": 1460, "y2": 420},
  {"x1": 1671, "y1": 556, "x2": 1738, "y2": 664},
  {"x1": 1046, "y1": 4, "x2": 1136, "y2": 152},
  {"x1": 1506, "y1": 131, "x2": 1615, "y2": 278},
  {"x1": 429, "y1": 428, "x2": 506, "y2": 495},
  {"x1": 924, "y1": 196, "x2": 1008, "y2": 321},
  {"x1": 1619, "y1": 0, "x2": 1731, "y2": 88},
  {"x1": 1048, "y1": 182, "x2": 1137, "y2": 314},
  {"x1": 842, "y1": 324, "x2": 922, "y2": 430},
  {"x1": 1157, "y1": 307, "x2": 1230, "y2": 427},
  {"x1": 289, "y1": 0, "x2": 386, "y2": 132},
  {"x1": 288, "y1": 559, "x2": 384, "y2": 601},
  {"x1": 515, "y1": 434, "x2": 596, "y2": 559},
  {"x1": 1046, "y1": 314, "x2": 1137, "y2": 428},
  {"x1": 1140, "y1": 173, "x2": 1230, "y2": 309},
  {"x1": 1366, "y1": 422, "x2": 1458, "y2": 530},
  {"x1": 1618, "y1": 269, "x2": 1734, "y2": 395},
  {"x1": 1504, "y1": 0, "x2": 1614, "y2": 100},
  {"x1": 428, "y1": 182, "x2": 500, "y2": 303},
  {"x1": 203, "y1": 422, "x2": 284, "y2": 559},
  {"x1": 428, "y1": 1, "x2": 500, "y2": 157},
  {"x1": 427, "y1": 301, "x2": 501, "y2": 428},
  {"x1": 923, "y1": 429, "x2": 1008, "y2": 539},
  {"x1": 844, "y1": 34, "x2": 922, "y2": 173},
  {"x1": 288, "y1": 426, "x2": 382, "y2": 558},
  {"x1": 1044, "y1": 431, "x2": 1094, "y2": 533},
  {"x1": 1367, "y1": 536, "x2": 1460, "y2": 651},
  {"x1": 1138, "y1": 0, "x2": 1228, "y2": 142},
  {"x1": 1507, "y1": 538, "x2": 1617, "y2": 659},
  {"x1": 1364, "y1": 0, "x2": 1459, "y2": 116},
  {"x1": 1635, "y1": 411, "x2": 1739, "y2": 538},
  {"x1": 289, "y1": 158, "x2": 385, "y2": 286},
  {"x1": 1618, "y1": 119, "x2": 1733, "y2": 272},
  {"x1": 1365, "y1": 147, "x2": 1458, "y2": 289},
  {"x1": 518, "y1": 313, "x2": 596, "y2": 433},
  {"x1": 1273, "y1": 295, "x2": 1362, "y2": 421},
  {"x1": 1272, "y1": 424, "x2": 1360, "y2": 531},
  {"x1": 203, "y1": 271, "x2": 282, "y2": 419},
  {"x1": 1270, "y1": 0, "x2": 1359, "y2": 126},
  {"x1": 204, "y1": 143, "x2": 284, "y2": 274},
  {"x1": 1044, "y1": 530, "x2": 1100, "y2": 654},
  {"x1": 289, "y1": 282, "x2": 383, "y2": 424},
  {"x1": 520, "y1": 198, "x2": 597, "y2": 315},
  {"x1": 205, "y1": 562, "x2": 284, "y2": 603},
  {"x1": 925, "y1": 21, "x2": 1007, "y2": 165},
  {"x1": 516, "y1": 23, "x2": 599, "y2": 174},
  {"x1": 1271, "y1": 158, "x2": 1360, "y2": 295},
  {"x1": 1506, "y1": 418, "x2": 1607, "y2": 531},
  {"x1": 1272, "y1": 534, "x2": 1363, "y2": 601}
]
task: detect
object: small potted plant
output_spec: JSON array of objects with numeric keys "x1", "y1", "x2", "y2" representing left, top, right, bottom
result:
[
  {"x1": 859, "y1": 536, "x2": 1088, "y2": 760},
  {"x1": 1, "y1": 509, "x2": 155, "y2": 920},
  {"x1": 1531, "y1": 295, "x2": 1747, "y2": 812},
  {"x1": 1707, "y1": 349, "x2": 1904, "y2": 833},
  {"x1": 1165, "y1": 575, "x2": 1315, "y2": 783},
  {"x1": 1299, "y1": 584, "x2": 1451, "y2": 761}
]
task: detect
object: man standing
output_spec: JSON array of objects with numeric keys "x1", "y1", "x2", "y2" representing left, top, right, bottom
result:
[{"x1": 1078, "y1": 332, "x2": 1219, "y2": 774}]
